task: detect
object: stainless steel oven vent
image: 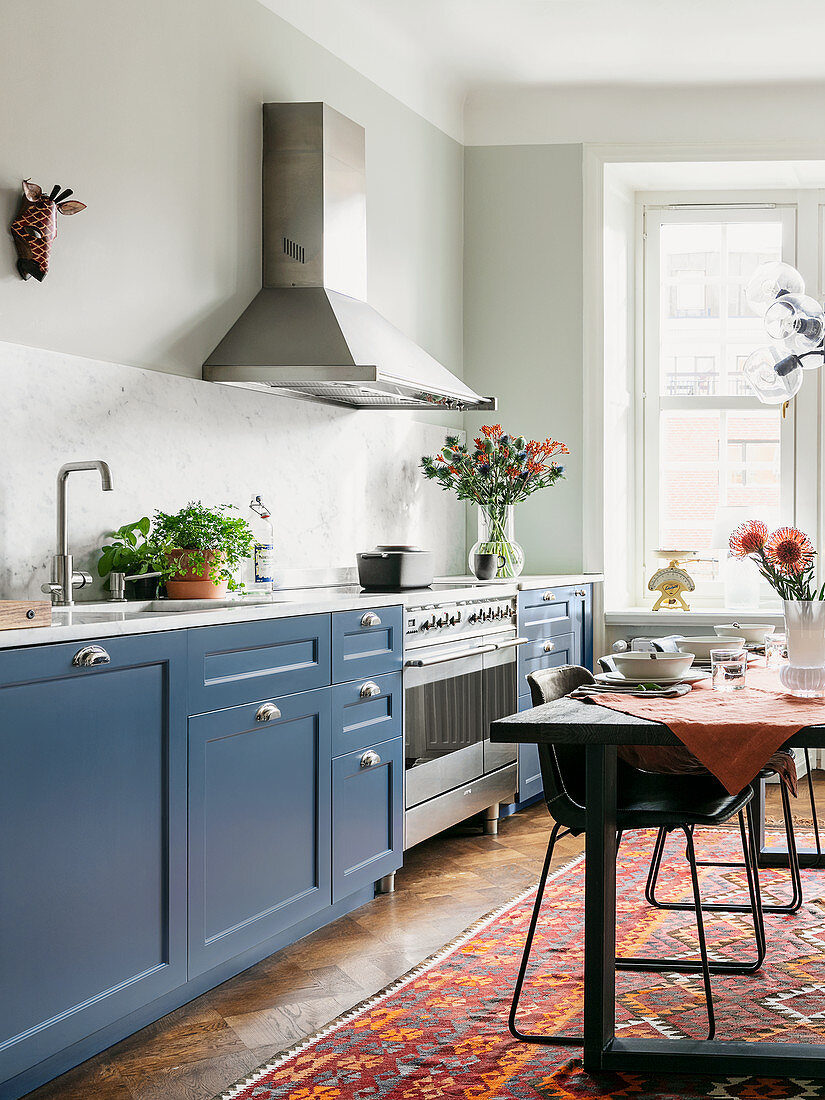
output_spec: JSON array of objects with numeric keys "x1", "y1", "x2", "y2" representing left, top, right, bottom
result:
[{"x1": 203, "y1": 102, "x2": 496, "y2": 412}]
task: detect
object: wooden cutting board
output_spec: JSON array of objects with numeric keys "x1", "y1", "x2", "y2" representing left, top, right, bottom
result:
[{"x1": 0, "y1": 600, "x2": 52, "y2": 630}]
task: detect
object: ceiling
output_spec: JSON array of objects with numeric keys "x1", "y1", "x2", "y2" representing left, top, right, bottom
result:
[{"x1": 261, "y1": 0, "x2": 825, "y2": 138}]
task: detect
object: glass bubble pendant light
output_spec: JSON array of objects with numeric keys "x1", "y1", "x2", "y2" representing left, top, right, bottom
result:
[
  {"x1": 742, "y1": 345, "x2": 804, "y2": 404},
  {"x1": 764, "y1": 293, "x2": 825, "y2": 355},
  {"x1": 745, "y1": 261, "x2": 806, "y2": 316}
]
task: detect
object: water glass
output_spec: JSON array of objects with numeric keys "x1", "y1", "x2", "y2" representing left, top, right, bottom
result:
[
  {"x1": 765, "y1": 632, "x2": 787, "y2": 669},
  {"x1": 711, "y1": 647, "x2": 748, "y2": 692}
]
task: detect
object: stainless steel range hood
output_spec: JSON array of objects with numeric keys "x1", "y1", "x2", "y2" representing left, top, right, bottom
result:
[{"x1": 203, "y1": 102, "x2": 495, "y2": 411}]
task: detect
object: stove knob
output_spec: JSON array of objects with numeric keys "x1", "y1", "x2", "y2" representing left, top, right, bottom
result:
[
  {"x1": 437, "y1": 616, "x2": 449, "y2": 628},
  {"x1": 420, "y1": 621, "x2": 430, "y2": 631},
  {"x1": 468, "y1": 612, "x2": 478, "y2": 624},
  {"x1": 449, "y1": 615, "x2": 458, "y2": 626}
]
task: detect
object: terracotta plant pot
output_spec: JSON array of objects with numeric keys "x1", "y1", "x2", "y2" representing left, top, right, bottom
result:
[{"x1": 164, "y1": 549, "x2": 229, "y2": 600}]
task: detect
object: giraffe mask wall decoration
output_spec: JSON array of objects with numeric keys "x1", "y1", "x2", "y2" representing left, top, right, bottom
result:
[{"x1": 10, "y1": 180, "x2": 86, "y2": 281}]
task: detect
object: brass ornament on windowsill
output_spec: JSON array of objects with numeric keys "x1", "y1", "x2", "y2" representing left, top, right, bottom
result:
[{"x1": 648, "y1": 550, "x2": 697, "y2": 611}]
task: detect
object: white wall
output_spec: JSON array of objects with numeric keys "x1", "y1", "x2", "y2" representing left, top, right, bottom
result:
[
  {"x1": 0, "y1": 0, "x2": 467, "y2": 597},
  {"x1": 465, "y1": 83, "x2": 825, "y2": 147},
  {"x1": 0, "y1": 0, "x2": 463, "y2": 382},
  {"x1": 462, "y1": 144, "x2": 584, "y2": 574}
]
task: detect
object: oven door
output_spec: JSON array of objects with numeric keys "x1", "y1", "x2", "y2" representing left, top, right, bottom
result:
[
  {"x1": 482, "y1": 635, "x2": 528, "y2": 773},
  {"x1": 403, "y1": 638, "x2": 497, "y2": 809}
]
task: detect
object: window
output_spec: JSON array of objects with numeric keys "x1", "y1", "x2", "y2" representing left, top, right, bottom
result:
[{"x1": 642, "y1": 206, "x2": 796, "y2": 594}]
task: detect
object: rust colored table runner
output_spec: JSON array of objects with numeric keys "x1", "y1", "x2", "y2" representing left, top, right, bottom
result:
[{"x1": 589, "y1": 665, "x2": 825, "y2": 794}]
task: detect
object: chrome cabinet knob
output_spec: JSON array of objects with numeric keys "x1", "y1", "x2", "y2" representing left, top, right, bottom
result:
[
  {"x1": 544, "y1": 641, "x2": 555, "y2": 653},
  {"x1": 361, "y1": 612, "x2": 381, "y2": 628},
  {"x1": 359, "y1": 681, "x2": 381, "y2": 699},
  {"x1": 360, "y1": 750, "x2": 381, "y2": 768},
  {"x1": 574, "y1": 588, "x2": 587, "y2": 597},
  {"x1": 256, "y1": 701, "x2": 282, "y2": 722},
  {"x1": 542, "y1": 592, "x2": 556, "y2": 602},
  {"x1": 72, "y1": 644, "x2": 111, "y2": 668}
]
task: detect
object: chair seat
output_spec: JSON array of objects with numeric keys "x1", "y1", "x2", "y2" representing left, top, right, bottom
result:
[{"x1": 617, "y1": 779, "x2": 753, "y2": 829}]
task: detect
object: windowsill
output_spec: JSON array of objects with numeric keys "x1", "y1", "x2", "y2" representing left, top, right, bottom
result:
[{"x1": 604, "y1": 606, "x2": 784, "y2": 626}]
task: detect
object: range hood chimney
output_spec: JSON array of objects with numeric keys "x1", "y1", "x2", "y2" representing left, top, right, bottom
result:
[{"x1": 203, "y1": 102, "x2": 495, "y2": 411}]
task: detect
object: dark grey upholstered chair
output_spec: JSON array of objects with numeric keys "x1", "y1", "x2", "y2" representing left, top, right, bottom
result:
[
  {"x1": 508, "y1": 664, "x2": 764, "y2": 1046},
  {"x1": 598, "y1": 654, "x2": 805, "y2": 915}
]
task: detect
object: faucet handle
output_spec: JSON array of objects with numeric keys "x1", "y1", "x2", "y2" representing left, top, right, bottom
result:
[
  {"x1": 109, "y1": 572, "x2": 127, "y2": 602},
  {"x1": 72, "y1": 571, "x2": 92, "y2": 590},
  {"x1": 41, "y1": 582, "x2": 63, "y2": 601}
]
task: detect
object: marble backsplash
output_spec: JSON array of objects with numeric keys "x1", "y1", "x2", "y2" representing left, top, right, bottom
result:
[{"x1": 0, "y1": 342, "x2": 466, "y2": 600}]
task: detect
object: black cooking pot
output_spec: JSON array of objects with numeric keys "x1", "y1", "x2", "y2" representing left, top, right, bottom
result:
[{"x1": 356, "y1": 545, "x2": 434, "y2": 590}]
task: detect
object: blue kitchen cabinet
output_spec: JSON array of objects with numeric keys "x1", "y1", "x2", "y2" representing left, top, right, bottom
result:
[
  {"x1": 331, "y1": 605, "x2": 403, "y2": 684},
  {"x1": 331, "y1": 671, "x2": 402, "y2": 756},
  {"x1": 332, "y1": 735, "x2": 403, "y2": 901},
  {"x1": 515, "y1": 584, "x2": 593, "y2": 804},
  {"x1": 187, "y1": 687, "x2": 332, "y2": 977},
  {"x1": 0, "y1": 632, "x2": 187, "y2": 1089}
]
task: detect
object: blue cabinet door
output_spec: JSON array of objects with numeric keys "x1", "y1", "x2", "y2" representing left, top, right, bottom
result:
[
  {"x1": 517, "y1": 696, "x2": 544, "y2": 804},
  {"x1": 188, "y1": 688, "x2": 332, "y2": 977},
  {"x1": 332, "y1": 736, "x2": 403, "y2": 902},
  {"x1": 0, "y1": 633, "x2": 187, "y2": 1087}
]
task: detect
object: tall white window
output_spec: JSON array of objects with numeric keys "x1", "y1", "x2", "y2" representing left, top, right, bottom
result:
[{"x1": 642, "y1": 206, "x2": 797, "y2": 598}]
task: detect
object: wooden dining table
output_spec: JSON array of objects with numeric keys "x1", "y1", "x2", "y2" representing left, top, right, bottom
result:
[{"x1": 491, "y1": 697, "x2": 825, "y2": 1078}]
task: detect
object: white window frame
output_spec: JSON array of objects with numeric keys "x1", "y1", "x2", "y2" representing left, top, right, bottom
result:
[{"x1": 639, "y1": 200, "x2": 799, "y2": 607}]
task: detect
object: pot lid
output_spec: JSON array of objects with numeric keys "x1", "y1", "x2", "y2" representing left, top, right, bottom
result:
[{"x1": 374, "y1": 544, "x2": 426, "y2": 553}]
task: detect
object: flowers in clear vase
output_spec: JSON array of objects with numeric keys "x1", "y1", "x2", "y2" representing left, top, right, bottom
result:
[
  {"x1": 729, "y1": 519, "x2": 825, "y2": 696},
  {"x1": 421, "y1": 424, "x2": 568, "y2": 579}
]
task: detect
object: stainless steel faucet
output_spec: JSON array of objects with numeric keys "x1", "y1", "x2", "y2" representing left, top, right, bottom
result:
[{"x1": 42, "y1": 461, "x2": 114, "y2": 606}]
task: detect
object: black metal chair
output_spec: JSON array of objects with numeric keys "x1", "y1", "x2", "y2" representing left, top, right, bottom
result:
[
  {"x1": 509, "y1": 665, "x2": 764, "y2": 1046},
  {"x1": 598, "y1": 654, "x2": 807, "y2": 917}
]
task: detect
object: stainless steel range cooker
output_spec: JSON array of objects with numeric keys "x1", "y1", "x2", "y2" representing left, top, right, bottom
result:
[{"x1": 401, "y1": 589, "x2": 526, "y2": 848}]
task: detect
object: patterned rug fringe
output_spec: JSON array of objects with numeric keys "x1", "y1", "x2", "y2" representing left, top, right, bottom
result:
[{"x1": 214, "y1": 850, "x2": 586, "y2": 1100}]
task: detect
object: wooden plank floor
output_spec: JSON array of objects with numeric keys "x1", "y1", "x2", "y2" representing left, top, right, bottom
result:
[{"x1": 24, "y1": 802, "x2": 581, "y2": 1100}]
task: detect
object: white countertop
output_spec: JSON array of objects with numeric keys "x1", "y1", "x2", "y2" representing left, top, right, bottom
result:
[{"x1": 0, "y1": 573, "x2": 603, "y2": 650}]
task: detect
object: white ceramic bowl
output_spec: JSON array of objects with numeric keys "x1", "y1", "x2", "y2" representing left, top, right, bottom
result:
[
  {"x1": 714, "y1": 623, "x2": 776, "y2": 645},
  {"x1": 675, "y1": 636, "x2": 745, "y2": 660},
  {"x1": 611, "y1": 651, "x2": 695, "y2": 680}
]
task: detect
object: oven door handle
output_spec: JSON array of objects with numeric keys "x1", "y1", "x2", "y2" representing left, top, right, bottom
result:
[
  {"x1": 404, "y1": 643, "x2": 498, "y2": 667},
  {"x1": 493, "y1": 636, "x2": 529, "y2": 651}
]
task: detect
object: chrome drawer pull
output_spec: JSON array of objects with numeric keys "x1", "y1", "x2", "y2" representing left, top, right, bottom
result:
[
  {"x1": 360, "y1": 750, "x2": 381, "y2": 768},
  {"x1": 72, "y1": 644, "x2": 111, "y2": 668},
  {"x1": 544, "y1": 642, "x2": 555, "y2": 653},
  {"x1": 359, "y1": 681, "x2": 381, "y2": 698},
  {"x1": 360, "y1": 612, "x2": 381, "y2": 628},
  {"x1": 256, "y1": 701, "x2": 282, "y2": 722},
  {"x1": 575, "y1": 588, "x2": 587, "y2": 596},
  {"x1": 542, "y1": 592, "x2": 556, "y2": 602}
]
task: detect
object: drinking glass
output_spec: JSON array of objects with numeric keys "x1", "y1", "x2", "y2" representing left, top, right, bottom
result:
[
  {"x1": 711, "y1": 647, "x2": 748, "y2": 692},
  {"x1": 765, "y1": 632, "x2": 787, "y2": 669}
]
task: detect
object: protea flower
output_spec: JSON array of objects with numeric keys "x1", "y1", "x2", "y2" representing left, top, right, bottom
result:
[
  {"x1": 729, "y1": 520, "x2": 769, "y2": 558},
  {"x1": 764, "y1": 527, "x2": 815, "y2": 576}
]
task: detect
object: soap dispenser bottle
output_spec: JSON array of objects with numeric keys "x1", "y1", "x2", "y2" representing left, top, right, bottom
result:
[{"x1": 249, "y1": 496, "x2": 275, "y2": 593}]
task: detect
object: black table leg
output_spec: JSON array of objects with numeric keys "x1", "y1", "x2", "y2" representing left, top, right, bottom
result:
[{"x1": 583, "y1": 743, "x2": 617, "y2": 1070}]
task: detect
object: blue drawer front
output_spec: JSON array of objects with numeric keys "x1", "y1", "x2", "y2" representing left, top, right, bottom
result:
[
  {"x1": 187, "y1": 614, "x2": 331, "y2": 713},
  {"x1": 518, "y1": 631, "x2": 577, "y2": 697},
  {"x1": 332, "y1": 606, "x2": 403, "y2": 684},
  {"x1": 332, "y1": 736, "x2": 403, "y2": 902},
  {"x1": 331, "y1": 671, "x2": 402, "y2": 758},
  {"x1": 187, "y1": 687, "x2": 331, "y2": 977}
]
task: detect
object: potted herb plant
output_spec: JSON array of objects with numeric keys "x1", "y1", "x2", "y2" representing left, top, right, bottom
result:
[
  {"x1": 97, "y1": 517, "x2": 165, "y2": 599},
  {"x1": 421, "y1": 425, "x2": 568, "y2": 579},
  {"x1": 153, "y1": 501, "x2": 254, "y2": 599}
]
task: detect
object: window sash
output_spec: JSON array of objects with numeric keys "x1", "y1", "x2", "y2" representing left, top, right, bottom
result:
[{"x1": 640, "y1": 203, "x2": 797, "y2": 606}]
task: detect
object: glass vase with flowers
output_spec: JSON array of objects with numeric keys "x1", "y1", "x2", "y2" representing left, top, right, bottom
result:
[
  {"x1": 421, "y1": 424, "x2": 568, "y2": 579},
  {"x1": 730, "y1": 520, "x2": 825, "y2": 696}
]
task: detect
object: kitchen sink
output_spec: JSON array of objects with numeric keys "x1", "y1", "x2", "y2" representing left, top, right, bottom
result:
[{"x1": 139, "y1": 598, "x2": 276, "y2": 612}]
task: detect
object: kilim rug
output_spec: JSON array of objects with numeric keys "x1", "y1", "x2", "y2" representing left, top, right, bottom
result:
[{"x1": 216, "y1": 830, "x2": 825, "y2": 1100}]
